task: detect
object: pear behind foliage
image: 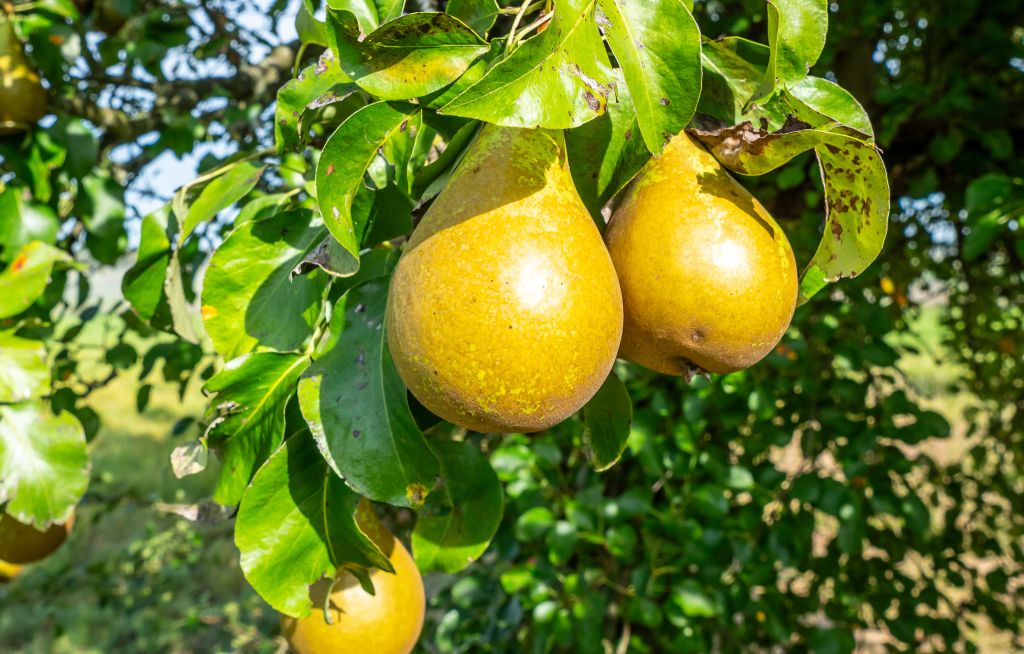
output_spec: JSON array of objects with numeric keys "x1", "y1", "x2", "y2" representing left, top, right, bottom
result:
[
  {"x1": 0, "y1": 16, "x2": 46, "y2": 135},
  {"x1": 386, "y1": 125, "x2": 623, "y2": 433},
  {"x1": 280, "y1": 502, "x2": 425, "y2": 654},
  {"x1": 605, "y1": 132, "x2": 798, "y2": 376}
]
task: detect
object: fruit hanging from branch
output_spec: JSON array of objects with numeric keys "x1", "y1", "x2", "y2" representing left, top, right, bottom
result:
[
  {"x1": 280, "y1": 502, "x2": 425, "y2": 654},
  {"x1": 605, "y1": 133, "x2": 798, "y2": 378},
  {"x1": 386, "y1": 125, "x2": 623, "y2": 433},
  {"x1": 0, "y1": 14, "x2": 47, "y2": 135},
  {"x1": 0, "y1": 511, "x2": 74, "y2": 565}
]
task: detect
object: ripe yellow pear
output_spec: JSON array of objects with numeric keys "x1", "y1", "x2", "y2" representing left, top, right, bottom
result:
[
  {"x1": 386, "y1": 125, "x2": 623, "y2": 433},
  {"x1": 0, "y1": 16, "x2": 47, "y2": 135},
  {"x1": 281, "y1": 502, "x2": 425, "y2": 654},
  {"x1": 605, "y1": 132, "x2": 797, "y2": 376},
  {"x1": 0, "y1": 511, "x2": 74, "y2": 564}
]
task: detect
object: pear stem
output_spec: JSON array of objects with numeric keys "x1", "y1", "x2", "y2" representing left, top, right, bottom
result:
[
  {"x1": 506, "y1": 0, "x2": 536, "y2": 50},
  {"x1": 511, "y1": 12, "x2": 552, "y2": 44}
]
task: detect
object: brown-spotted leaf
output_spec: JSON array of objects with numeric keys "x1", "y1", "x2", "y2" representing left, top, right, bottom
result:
[{"x1": 691, "y1": 120, "x2": 888, "y2": 303}]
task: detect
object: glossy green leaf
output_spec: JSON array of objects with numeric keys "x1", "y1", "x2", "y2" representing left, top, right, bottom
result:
[
  {"x1": 235, "y1": 433, "x2": 392, "y2": 617},
  {"x1": 202, "y1": 209, "x2": 328, "y2": 359},
  {"x1": 446, "y1": 0, "x2": 498, "y2": 35},
  {"x1": 328, "y1": 0, "x2": 404, "y2": 32},
  {"x1": 296, "y1": 0, "x2": 330, "y2": 46},
  {"x1": 597, "y1": 0, "x2": 701, "y2": 153},
  {"x1": 785, "y1": 76, "x2": 874, "y2": 139},
  {"x1": 699, "y1": 36, "x2": 789, "y2": 129},
  {"x1": 0, "y1": 188, "x2": 59, "y2": 263},
  {"x1": 179, "y1": 160, "x2": 266, "y2": 243},
  {"x1": 298, "y1": 277, "x2": 439, "y2": 508},
  {"x1": 566, "y1": 69, "x2": 649, "y2": 221},
  {"x1": 204, "y1": 352, "x2": 311, "y2": 506},
  {"x1": 0, "y1": 401, "x2": 88, "y2": 526},
  {"x1": 0, "y1": 241, "x2": 79, "y2": 319},
  {"x1": 164, "y1": 252, "x2": 203, "y2": 345},
  {"x1": 315, "y1": 101, "x2": 419, "y2": 275},
  {"x1": 581, "y1": 371, "x2": 633, "y2": 471},
  {"x1": 748, "y1": 0, "x2": 829, "y2": 106},
  {"x1": 0, "y1": 332, "x2": 49, "y2": 403},
  {"x1": 330, "y1": 11, "x2": 488, "y2": 101},
  {"x1": 691, "y1": 122, "x2": 889, "y2": 302},
  {"x1": 123, "y1": 206, "x2": 172, "y2": 322},
  {"x1": 412, "y1": 440, "x2": 503, "y2": 573},
  {"x1": 275, "y1": 50, "x2": 354, "y2": 153},
  {"x1": 440, "y1": 0, "x2": 613, "y2": 129}
]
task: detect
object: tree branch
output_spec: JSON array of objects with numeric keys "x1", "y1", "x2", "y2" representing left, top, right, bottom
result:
[{"x1": 50, "y1": 43, "x2": 299, "y2": 148}]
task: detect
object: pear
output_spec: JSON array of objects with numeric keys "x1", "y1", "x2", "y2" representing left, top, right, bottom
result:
[
  {"x1": 280, "y1": 501, "x2": 424, "y2": 654},
  {"x1": 605, "y1": 132, "x2": 798, "y2": 376},
  {"x1": 0, "y1": 16, "x2": 47, "y2": 135},
  {"x1": 386, "y1": 125, "x2": 623, "y2": 433}
]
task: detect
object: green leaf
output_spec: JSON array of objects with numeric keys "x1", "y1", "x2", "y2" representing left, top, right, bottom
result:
[
  {"x1": 275, "y1": 50, "x2": 354, "y2": 153},
  {"x1": 34, "y1": 0, "x2": 80, "y2": 19},
  {"x1": 566, "y1": 69, "x2": 649, "y2": 220},
  {"x1": 330, "y1": 11, "x2": 488, "y2": 101},
  {"x1": 235, "y1": 433, "x2": 392, "y2": 617},
  {"x1": 315, "y1": 101, "x2": 420, "y2": 275},
  {"x1": 0, "y1": 332, "x2": 49, "y2": 403},
  {"x1": 412, "y1": 120, "x2": 479, "y2": 202},
  {"x1": 164, "y1": 252, "x2": 203, "y2": 345},
  {"x1": 748, "y1": 0, "x2": 829, "y2": 106},
  {"x1": 699, "y1": 36, "x2": 789, "y2": 129},
  {"x1": 670, "y1": 580, "x2": 718, "y2": 618},
  {"x1": 412, "y1": 439, "x2": 503, "y2": 573},
  {"x1": 0, "y1": 401, "x2": 88, "y2": 526},
  {"x1": 327, "y1": 0, "x2": 404, "y2": 32},
  {"x1": 298, "y1": 277, "x2": 439, "y2": 508},
  {"x1": 179, "y1": 160, "x2": 266, "y2": 243},
  {"x1": 0, "y1": 188, "x2": 59, "y2": 263},
  {"x1": 440, "y1": 0, "x2": 613, "y2": 129},
  {"x1": 296, "y1": 0, "x2": 330, "y2": 46},
  {"x1": 597, "y1": 0, "x2": 701, "y2": 153},
  {"x1": 0, "y1": 241, "x2": 79, "y2": 319},
  {"x1": 123, "y1": 207, "x2": 172, "y2": 322},
  {"x1": 691, "y1": 121, "x2": 889, "y2": 303},
  {"x1": 581, "y1": 371, "x2": 633, "y2": 472},
  {"x1": 202, "y1": 209, "x2": 328, "y2": 359},
  {"x1": 785, "y1": 76, "x2": 874, "y2": 139},
  {"x1": 357, "y1": 183, "x2": 414, "y2": 248},
  {"x1": 446, "y1": 0, "x2": 498, "y2": 35},
  {"x1": 79, "y1": 174, "x2": 126, "y2": 264},
  {"x1": 204, "y1": 352, "x2": 311, "y2": 506}
]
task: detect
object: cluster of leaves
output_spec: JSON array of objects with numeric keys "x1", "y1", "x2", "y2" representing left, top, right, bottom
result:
[
  {"x1": 6, "y1": 0, "x2": 889, "y2": 619},
  {"x1": 4, "y1": 0, "x2": 1021, "y2": 651},
  {"x1": 100, "y1": 0, "x2": 890, "y2": 623}
]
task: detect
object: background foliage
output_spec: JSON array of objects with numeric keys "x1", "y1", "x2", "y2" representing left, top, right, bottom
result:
[{"x1": 0, "y1": 0, "x2": 1021, "y2": 652}]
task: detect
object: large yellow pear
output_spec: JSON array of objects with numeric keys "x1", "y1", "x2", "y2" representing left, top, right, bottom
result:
[
  {"x1": 605, "y1": 133, "x2": 798, "y2": 376},
  {"x1": 0, "y1": 511, "x2": 74, "y2": 564},
  {"x1": 386, "y1": 125, "x2": 623, "y2": 433},
  {"x1": 281, "y1": 502, "x2": 425, "y2": 654},
  {"x1": 0, "y1": 16, "x2": 47, "y2": 135}
]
